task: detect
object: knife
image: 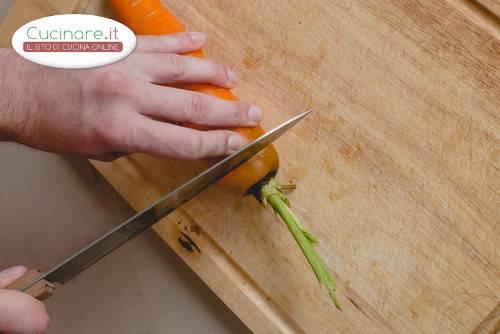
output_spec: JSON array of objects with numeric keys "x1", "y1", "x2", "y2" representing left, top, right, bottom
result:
[{"x1": 6, "y1": 109, "x2": 312, "y2": 300}]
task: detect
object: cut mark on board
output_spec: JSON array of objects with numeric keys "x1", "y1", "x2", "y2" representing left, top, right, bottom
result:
[{"x1": 177, "y1": 231, "x2": 201, "y2": 253}]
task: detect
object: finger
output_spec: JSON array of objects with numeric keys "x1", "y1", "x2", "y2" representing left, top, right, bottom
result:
[
  {"x1": 134, "y1": 53, "x2": 238, "y2": 88},
  {"x1": 123, "y1": 116, "x2": 246, "y2": 160},
  {"x1": 138, "y1": 85, "x2": 262, "y2": 127},
  {"x1": 0, "y1": 266, "x2": 27, "y2": 288},
  {"x1": 135, "y1": 32, "x2": 206, "y2": 54},
  {"x1": 0, "y1": 289, "x2": 49, "y2": 334}
]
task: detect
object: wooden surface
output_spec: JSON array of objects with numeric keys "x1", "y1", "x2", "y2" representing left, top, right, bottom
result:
[
  {"x1": 2, "y1": 0, "x2": 499, "y2": 333},
  {"x1": 0, "y1": 0, "x2": 90, "y2": 44}
]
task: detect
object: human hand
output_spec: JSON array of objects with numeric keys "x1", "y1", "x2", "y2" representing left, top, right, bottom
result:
[
  {"x1": 0, "y1": 32, "x2": 262, "y2": 160},
  {"x1": 0, "y1": 266, "x2": 49, "y2": 334}
]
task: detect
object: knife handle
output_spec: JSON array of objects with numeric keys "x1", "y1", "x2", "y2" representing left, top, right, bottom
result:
[{"x1": 5, "y1": 269, "x2": 55, "y2": 301}]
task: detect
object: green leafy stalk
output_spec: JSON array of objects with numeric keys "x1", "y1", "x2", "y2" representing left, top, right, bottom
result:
[{"x1": 260, "y1": 178, "x2": 341, "y2": 310}]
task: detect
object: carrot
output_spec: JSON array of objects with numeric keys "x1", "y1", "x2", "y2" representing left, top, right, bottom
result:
[
  {"x1": 109, "y1": 0, "x2": 278, "y2": 195},
  {"x1": 109, "y1": 0, "x2": 340, "y2": 309}
]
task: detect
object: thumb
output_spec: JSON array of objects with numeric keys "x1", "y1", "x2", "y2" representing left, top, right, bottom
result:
[
  {"x1": 0, "y1": 266, "x2": 28, "y2": 288},
  {"x1": 0, "y1": 289, "x2": 49, "y2": 334},
  {"x1": 0, "y1": 267, "x2": 49, "y2": 334}
]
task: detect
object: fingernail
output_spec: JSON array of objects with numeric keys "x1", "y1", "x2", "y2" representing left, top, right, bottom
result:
[
  {"x1": 0, "y1": 265, "x2": 26, "y2": 278},
  {"x1": 248, "y1": 106, "x2": 262, "y2": 123},
  {"x1": 226, "y1": 68, "x2": 238, "y2": 86},
  {"x1": 189, "y1": 32, "x2": 206, "y2": 44},
  {"x1": 227, "y1": 135, "x2": 244, "y2": 151}
]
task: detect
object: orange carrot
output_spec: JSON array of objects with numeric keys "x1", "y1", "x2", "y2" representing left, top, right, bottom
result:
[{"x1": 109, "y1": 0, "x2": 279, "y2": 195}]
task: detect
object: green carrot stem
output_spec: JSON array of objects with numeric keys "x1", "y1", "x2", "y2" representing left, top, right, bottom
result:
[{"x1": 260, "y1": 178, "x2": 341, "y2": 310}]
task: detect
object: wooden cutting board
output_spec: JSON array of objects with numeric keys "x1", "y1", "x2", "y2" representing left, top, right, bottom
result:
[{"x1": 1, "y1": 0, "x2": 498, "y2": 333}]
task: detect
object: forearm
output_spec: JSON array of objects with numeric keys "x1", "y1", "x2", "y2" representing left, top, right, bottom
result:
[
  {"x1": 0, "y1": 48, "x2": 29, "y2": 141},
  {"x1": 0, "y1": 48, "x2": 85, "y2": 151}
]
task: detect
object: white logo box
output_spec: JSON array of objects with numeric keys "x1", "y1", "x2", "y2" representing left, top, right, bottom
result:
[{"x1": 12, "y1": 14, "x2": 136, "y2": 69}]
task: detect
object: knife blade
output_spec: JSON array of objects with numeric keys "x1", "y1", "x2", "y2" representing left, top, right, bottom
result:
[{"x1": 18, "y1": 109, "x2": 312, "y2": 295}]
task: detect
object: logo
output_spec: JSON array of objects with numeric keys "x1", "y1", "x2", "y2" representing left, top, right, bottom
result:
[{"x1": 12, "y1": 14, "x2": 136, "y2": 69}]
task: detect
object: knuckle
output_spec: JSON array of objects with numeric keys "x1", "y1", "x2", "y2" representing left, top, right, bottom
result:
[
  {"x1": 92, "y1": 70, "x2": 133, "y2": 99},
  {"x1": 135, "y1": 36, "x2": 147, "y2": 50},
  {"x1": 217, "y1": 64, "x2": 230, "y2": 83},
  {"x1": 136, "y1": 36, "x2": 160, "y2": 53},
  {"x1": 228, "y1": 101, "x2": 247, "y2": 123},
  {"x1": 153, "y1": 36, "x2": 166, "y2": 52},
  {"x1": 213, "y1": 131, "x2": 227, "y2": 155},
  {"x1": 185, "y1": 93, "x2": 208, "y2": 120},
  {"x1": 166, "y1": 54, "x2": 187, "y2": 80},
  {"x1": 178, "y1": 133, "x2": 204, "y2": 159}
]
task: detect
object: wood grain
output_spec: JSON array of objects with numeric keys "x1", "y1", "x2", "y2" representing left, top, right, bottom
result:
[
  {"x1": 446, "y1": 0, "x2": 500, "y2": 40},
  {"x1": 1, "y1": 0, "x2": 499, "y2": 332},
  {"x1": 0, "y1": 0, "x2": 91, "y2": 46},
  {"x1": 476, "y1": 0, "x2": 500, "y2": 18},
  {"x1": 87, "y1": 0, "x2": 499, "y2": 332},
  {"x1": 473, "y1": 303, "x2": 500, "y2": 333}
]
